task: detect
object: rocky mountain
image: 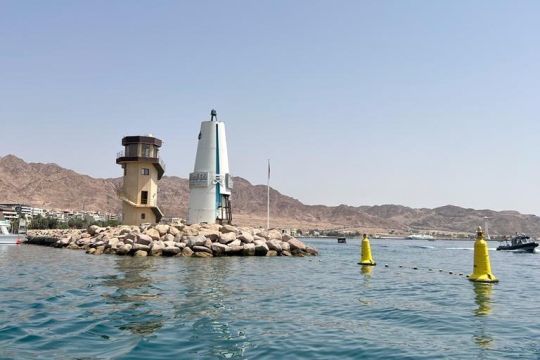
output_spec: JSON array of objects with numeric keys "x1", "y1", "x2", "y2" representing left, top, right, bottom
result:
[{"x1": 2, "y1": 154, "x2": 540, "y2": 235}]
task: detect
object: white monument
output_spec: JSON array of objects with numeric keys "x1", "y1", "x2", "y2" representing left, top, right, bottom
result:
[{"x1": 188, "y1": 110, "x2": 233, "y2": 224}]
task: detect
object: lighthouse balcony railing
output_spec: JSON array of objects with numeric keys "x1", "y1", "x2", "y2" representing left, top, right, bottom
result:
[{"x1": 116, "y1": 150, "x2": 165, "y2": 165}]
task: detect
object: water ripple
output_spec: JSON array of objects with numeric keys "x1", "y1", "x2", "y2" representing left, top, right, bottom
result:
[{"x1": 1, "y1": 240, "x2": 539, "y2": 359}]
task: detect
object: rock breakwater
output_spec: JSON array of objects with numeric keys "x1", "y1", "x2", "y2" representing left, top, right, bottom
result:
[{"x1": 26, "y1": 223, "x2": 319, "y2": 258}]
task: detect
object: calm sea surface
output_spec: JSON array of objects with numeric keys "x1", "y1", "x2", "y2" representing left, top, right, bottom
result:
[{"x1": 1, "y1": 238, "x2": 539, "y2": 359}]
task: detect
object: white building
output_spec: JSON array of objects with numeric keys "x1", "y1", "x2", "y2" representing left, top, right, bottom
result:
[{"x1": 187, "y1": 110, "x2": 233, "y2": 225}]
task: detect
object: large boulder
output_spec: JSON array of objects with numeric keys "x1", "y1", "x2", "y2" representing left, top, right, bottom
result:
[
  {"x1": 267, "y1": 239, "x2": 282, "y2": 252},
  {"x1": 282, "y1": 234, "x2": 294, "y2": 241},
  {"x1": 181, "y1": 247, "x2": 193, "y2": 257},
  {"x1": 145, "y1": 228, "x2": 161, "y2": 241},
  {"x1": 134, "y1": 250, "x2": 148, "y2": 257},
  {"x1": 175, "y1": 242, "x2": 186, "y2": 249},
  {"x1": 220, "y1": 224, "x2": 238, "y2": 234},
  {"x1": 291, "y1": 249, "x2": 306, "y2": 257},
  {"x1": 107, "y1": 238, "x2": 120, "y2": 249},
  {"x1": 254, "y1": 240, "x2": 269, "y2": 256},
  {"x1": 306, "y1": 246, "x2": 319, "y2": 256},
  {"x1": 237, "y1": 232, "x2": 254, "y2": 243},
  {"x1": 70, "y1": 233, "x2": 82, "y2": 242},
  {"x1": 219, "y1": 232, "x2": 237, "y2": 244},
  {"x1": 281, "y1": 242, "x2": 291, "y2": 252},
  {"x1": 117, "y1": 243, "x2": 133, "y2": 255},
  {"x1": 202, "y1": 223, "x2": 222, "y2": 232},
  {"x1": 135, "y1": 234, "x2": 153, "y2": 246},
  {"x1": 163, "y1": 240, "x2": 175, "y2": 248},
  {"x1": 174, "y1": 234, "x2": 184, "y2": 243},
  {"x1": 211, "y1": 243, "x2": 229, "y2": 256},
  {"x1": 200, "y1": 229, "x2": 220, "y2": 241},
  {"x1": 227, "y1": 244, "x2": 244, "y2": 254},
  {"x1": 124, "y1": 232, "x2": 137, "y2": 242},
  {"x1": 155, "y1": 224, "x2": 170, "y2": 236},
  {"x1": 163, "y1": 234, "x2": 175, "y2": 243},
  {"x1": 186, "y1": 235, "x2": 207, "y2": 247},
  {"x1": 183, "y1": 225, "x2": 200, "y2": 236},
  {"x1": 193, "y1": 246, "x2": 213, "y2": 254},
  {"x1": 267, "y1": 229, "x2": 282, "y2": 240},
  {"x1": 67, "y1": 243, "x2": 80, "y2": 250},
  {"x1": 150, "y1": 240, "x2": 164, "y2": 256},
  {"x1": 76, "y1": 238, "x2": 93, "y2": 247},
  {"x1": 255, "y1": 230, "x2": 269, "y2": 240},
  {"x1": 229, "y1": 239, "x2": 242, "y2": 247},
  {"x1": 87, "y1": 225, "x2": 103, "y2": 236},
  {"x1": 162, "y1": 246, "x2": 180, "y2": 256},
  {"x1": 168, "y1": 226, "x2": 181, "y2": 237},
  {"x1": 267, "y1": 250, "x2": 278, "y2": 257},
  {"x1": 243, "y1": 243, "x2": 256, "y2": 256},
  {"x1": 132, "y1": 243, "x2": 150, "y2": 251},
  {"x1": 57, "y1": 238, "x2": 71, "y2": 247},
  {"x1": 287, "y1": 238, "x2": 307, "y2": 251}
]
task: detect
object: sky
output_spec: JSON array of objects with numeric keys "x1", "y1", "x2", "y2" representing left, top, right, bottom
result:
[{"x1": 1, "y1": 1, "x2": 539, "y2": 214}]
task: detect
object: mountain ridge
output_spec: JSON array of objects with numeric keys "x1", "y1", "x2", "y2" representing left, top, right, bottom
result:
[{"x1": 2, "y1": 154, "x2": 540, "y2": 235}]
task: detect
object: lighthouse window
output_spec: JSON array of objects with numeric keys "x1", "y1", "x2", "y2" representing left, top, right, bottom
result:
[
  {"x1": 141, "y1": 168, "x2": 150, "y2": 175},
  {"x1": 143, "y1": 145, "x2": 151, "y2": 157},
  {"x1": 141, "y1": 191, "x2": 148, "y2": 205},
  {"x1": 126, "y1": 144, "x2": 138, "y2": 157}
]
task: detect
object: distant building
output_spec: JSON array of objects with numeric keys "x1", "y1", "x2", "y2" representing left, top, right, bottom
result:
[
  {"x1": 0, "y1": 204, "x2": 32, "y2": 220},
  {"x1": 31, "y1": 208, "x2": 45, "y2": 217}
]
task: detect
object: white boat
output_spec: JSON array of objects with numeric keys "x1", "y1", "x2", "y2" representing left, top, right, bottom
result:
[
  {"x1": 0, "y1": 219, "x2": 25, "y2": 245},
  {"x1": 406, "y1": 234, "x2": 435, "y2": 241}
]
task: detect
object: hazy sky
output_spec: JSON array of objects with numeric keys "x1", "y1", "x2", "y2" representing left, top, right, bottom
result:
[{"x1": 1, "y1": 1, "x2": 539, "y2": 214}]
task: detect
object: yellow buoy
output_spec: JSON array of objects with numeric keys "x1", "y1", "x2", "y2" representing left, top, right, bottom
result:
[
  {"x1": 358, "y1": 234, "x2": 376, "y2": 266},
  {"x1": 469, "y1": 226, "x2": 498, "y2": 283}
]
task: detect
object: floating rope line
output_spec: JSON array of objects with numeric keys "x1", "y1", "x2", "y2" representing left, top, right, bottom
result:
[{"x1": 381, "y1": 263, "x2": 466, "y2": 277}]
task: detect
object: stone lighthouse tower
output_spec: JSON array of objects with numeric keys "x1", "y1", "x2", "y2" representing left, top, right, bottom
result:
[
  {"x1": 116, "y1": 135, "x2": 165, "y2": 225},
  {"x1": 188, "y1": 110, "x2": 233, "y2": 225}
]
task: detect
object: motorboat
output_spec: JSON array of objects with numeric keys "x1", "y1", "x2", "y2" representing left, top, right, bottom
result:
[
  {"x1": 0, "y1": 219, "x2": 25, "y2": 245},
  {"x1": 496, "y1": 234, "x2": 538, "y2": 253},
  {"x1": 406, "y1": 234, "x2": 435, "y2": 241},
  {"x1": 337, "y1": 237, "x2": 347, "y2": 244}
]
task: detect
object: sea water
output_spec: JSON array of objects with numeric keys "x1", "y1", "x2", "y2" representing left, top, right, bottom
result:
[{"x1": 1, "y1": 239, "x2": 539, "y2": 359}]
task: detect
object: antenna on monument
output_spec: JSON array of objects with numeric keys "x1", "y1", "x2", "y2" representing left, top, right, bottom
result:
[{"x1": 210, "y1": 109, "x2": 217, "y2": 122}]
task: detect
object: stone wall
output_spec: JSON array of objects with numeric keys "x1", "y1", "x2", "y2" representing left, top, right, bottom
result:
[{"x1": 26, "y1": 223, "x2": 319, "y2": 258}]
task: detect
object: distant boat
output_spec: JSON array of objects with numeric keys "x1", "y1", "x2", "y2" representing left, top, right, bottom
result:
[
  {"x1": 0, "y1": 220, "x2": 25, "y2": 245},
  {"x1": 337, "y1": 237, "x2": 347, "y2": 244},
  {"x1": 406, "y1": 234, "x2": 435, "y2": 241},
  {"x1": 496, "y1": 234, "x2": 538, "y2": 253}
]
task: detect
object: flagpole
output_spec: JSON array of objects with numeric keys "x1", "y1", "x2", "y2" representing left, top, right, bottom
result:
[{"x1": 266, "y1": 159, "x2": 270, "y2": 230}]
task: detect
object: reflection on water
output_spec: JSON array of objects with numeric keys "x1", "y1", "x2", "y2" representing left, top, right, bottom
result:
[
  {"x1": 472, "y1": 283, "x2": 494, "y2": 354},
  {"x1": 175, "y1": 258, "x2": 248, "y2": 358},
  {"x1": 102, "y1": 257, "x2": 164, "y2": 336},
  {"x1": 360, "y1": 265, "x2": 373, "y2": 277},
  {"x1": 473, "y1": 283, "x2": 493, "y2": 317}
]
